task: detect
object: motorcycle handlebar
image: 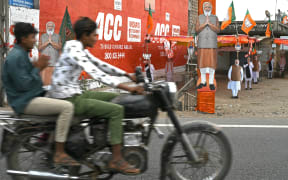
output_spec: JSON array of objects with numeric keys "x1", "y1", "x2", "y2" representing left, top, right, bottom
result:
[
  {"x1": 135, "y1": 66, "x2": 145, "y2": 84},
  {"x1": 134, "y1": 66, "x2": 165, "y2": 92}
]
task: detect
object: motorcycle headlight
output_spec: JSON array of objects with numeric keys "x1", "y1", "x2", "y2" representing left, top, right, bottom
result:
[{"x1": 167, "y1": 82, "x2": 177, "y2": 107}]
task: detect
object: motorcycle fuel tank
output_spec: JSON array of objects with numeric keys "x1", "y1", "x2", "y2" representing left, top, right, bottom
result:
[{"x1": 111, "y1": 94, "x2": 154, "y2": 118}]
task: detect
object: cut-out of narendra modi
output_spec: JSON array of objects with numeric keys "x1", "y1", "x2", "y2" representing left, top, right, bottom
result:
[{"x1": 195, "y1": 2, "x2": 220, "y2": 90}]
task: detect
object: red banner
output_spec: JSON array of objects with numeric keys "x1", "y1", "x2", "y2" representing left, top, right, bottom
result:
[{"x1": 40, "y1": 0, "x2": 188, "y2": 73}]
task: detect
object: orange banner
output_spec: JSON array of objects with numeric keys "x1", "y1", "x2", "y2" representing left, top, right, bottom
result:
[
  {"x1": 274, "y1": 38, "x2": 288, "y2": 45},
  {"x1": 217, "y1": 35, "x2": 249, "y2": 44}
]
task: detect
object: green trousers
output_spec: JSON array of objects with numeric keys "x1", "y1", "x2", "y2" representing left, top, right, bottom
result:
[{"x1": 66, "y1": 91, "x2": 123, "y2": 145}]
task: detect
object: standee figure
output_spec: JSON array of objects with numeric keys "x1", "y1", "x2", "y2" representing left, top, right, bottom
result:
[{"x1": 195, "y1": 1, "x2": 220, "y2": 90}]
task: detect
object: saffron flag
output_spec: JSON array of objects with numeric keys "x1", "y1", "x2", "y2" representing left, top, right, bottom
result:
[
  {"x1": 248, "y1": 42, "x2": 253, "y2": 56},
  {"x1": 252, "y1": 47, "x2": 257, "y2": 55},
  {"x1": 282, "y1": 15, "x2": 288, "y2": 24},
  {"x1": 147, "y1": 4, "x2": 153, "y2": 34},
  {"x1": 221, "y1": 1, "x2": 236, "y2": 30},
  {"x1": 241, "y1": 10, "x2": 256, "y2": 35},
  {"x1": 59, "y1": 7, "x2": 75, "y2": 48},
  {"x1": 265, "y1": 18, "x2": 272, "y2": 37}
]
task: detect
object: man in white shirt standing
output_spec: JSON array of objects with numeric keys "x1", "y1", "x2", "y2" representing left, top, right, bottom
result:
[
  {"x1": 228, "y1": 59, "x2": 243, "y2": 98},
  {"x1": 48, "y1": 17, "x2": 141, "y2": 174},
  {"x1": 243, "y1": 57, "x2": 254, "y2": 90},
  {"x1": 257, "y1": 58, "x2": 261, "y2": 81},
  {"x1": 279, "y1": 51, "x2": 286, "y2": 77},
  {"x1": 266, "y1": 52, "x2": 275, "y2": 79},
  {"x1": 144, "y1": 59, "x2": 155, "y2": 82}
]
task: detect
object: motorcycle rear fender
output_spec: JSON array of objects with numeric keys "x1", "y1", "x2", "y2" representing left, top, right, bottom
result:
[
  {"x1": 1, "y1": 124, "x2": 55, "y2": 157},
  {"x1": 159, "y1": 121, "x2": 221, "y2": 180}
]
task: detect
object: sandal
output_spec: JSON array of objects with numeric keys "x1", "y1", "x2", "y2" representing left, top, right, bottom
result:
[
  {"x1": 108, "y1": 159, "x2": 140, "y2": 175},
  {"x1": 54, "y1": 155, "x2": 80, "y2": 166}
]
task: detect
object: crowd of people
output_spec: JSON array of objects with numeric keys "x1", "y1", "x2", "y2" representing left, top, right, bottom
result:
[{"x1": 227, "y1": 51, "x2": 286, "y2": 99}]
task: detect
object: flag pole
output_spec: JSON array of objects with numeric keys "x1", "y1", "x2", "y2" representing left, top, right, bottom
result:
[
  {"x1": 235, "y1": 21, "x2": 239, "y2": 59},
  {"x1": 234, "y1": 21, "x2": 239, "y2": 36},
  {"x1": 271, "y1": 17, "x2": 275, "y2": 39},
  {"x1": 232, "y1": 1, "x2": 239, "y2": 59}
]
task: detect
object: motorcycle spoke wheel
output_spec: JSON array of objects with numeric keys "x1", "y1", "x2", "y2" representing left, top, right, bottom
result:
[
  {"x1": 167, "y1": 130, "x2": 231, "y2": 180},
  {"x1": 13, "y1": 133, "x2": 54, "y2": 171}
]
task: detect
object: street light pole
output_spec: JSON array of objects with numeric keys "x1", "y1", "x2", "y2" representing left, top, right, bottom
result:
[
  {"x1": 0, "y1": 0, "x2": 9, "y2": 107},
  {"x1": 275, "y1": 0, "x2": 277, "y2": 22}
]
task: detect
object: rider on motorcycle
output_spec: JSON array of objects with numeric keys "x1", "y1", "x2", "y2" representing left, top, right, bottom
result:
[
  {"x1": 47, "y1": 17, "x2": 143, "y2": 174},
  {"x1": 1, "y1": 22, "x2": 79, "y2": 166}
]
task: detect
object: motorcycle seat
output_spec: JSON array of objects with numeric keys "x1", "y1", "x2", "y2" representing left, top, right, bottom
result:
[{"x1": 0, "y1": 110, "x2": 84, "y2": 124}]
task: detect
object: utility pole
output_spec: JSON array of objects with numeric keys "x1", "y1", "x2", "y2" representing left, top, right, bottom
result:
[{"x1": 0, "y1": 0, "x2": 9, "y2": 107}]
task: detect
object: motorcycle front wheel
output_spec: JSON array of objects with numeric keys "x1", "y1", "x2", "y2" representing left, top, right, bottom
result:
[{"x1": 164, "y1": 123, "x2": 232, "y2": 180}]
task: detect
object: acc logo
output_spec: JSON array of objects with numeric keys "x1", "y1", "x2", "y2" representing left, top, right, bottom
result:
[{"x1": 96, "y1": 12, "x2": 122, "y2": 41}]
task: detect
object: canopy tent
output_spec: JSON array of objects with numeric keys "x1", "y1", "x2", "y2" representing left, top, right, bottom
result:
[
  {"x1": 147, "y1": 34, "x2": 262, "y2": 47},
  {"x1": 274, "y1": 38, "x2": 288, "y2": 46},
  {"x1": 146, "y1": 35, "x2": 266, "y2": 56},
  {"x1": 217, "y1": 35, "x2": 261, "y2": 47},
  {"x1": 147, "y1": 35, "x2": 194, "y2": 46}
]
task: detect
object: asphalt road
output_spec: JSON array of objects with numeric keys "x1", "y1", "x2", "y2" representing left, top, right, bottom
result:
[{"x1": 1, "y1": 117, "x2": 288, "y2": 180}]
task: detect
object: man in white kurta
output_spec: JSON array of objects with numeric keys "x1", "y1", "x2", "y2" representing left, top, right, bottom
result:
[
  {"x1": 228, "y1": 59, "x2": 243, "y2": 98},
  {"x1": 144, "y1": 59, "x2": 155, "y2": 82},
  {"x1": 243, "y1": 57, "x2": 254, "y2": 90},
  {"x1": 257, "y1": 60, "x2": 261, "y2": 81},
  {"x1": 279, "y1": 52, "x2": 286, "y2": 76},
  {"x1": 266, "y1": 53, "x2": 275, "y2": 79},
  {"x1": 252, "y1": 56, "x2": 259, "y2": 84}
]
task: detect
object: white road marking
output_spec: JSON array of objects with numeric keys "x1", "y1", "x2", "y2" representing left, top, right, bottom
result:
[
  {"x1": 219, "y1": 124, "x2": 288, "y2": 128},
  {"x1": 145, "y1": 124, "x2": 288, "y2": 128},
  {"x1": 2, "y1": 123, "x2": 288, "y2": 129}
]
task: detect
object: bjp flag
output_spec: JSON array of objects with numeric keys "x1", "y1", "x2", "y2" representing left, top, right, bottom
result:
[
  {"x1": 221, "y1": 1, "x2": 236, "y2": 30},
  {"x1": 265, "y1": 19, "x2": 271, "y2": 38},
  {"x1": 241, "y1": 10, "x2": 256, "y2": 35},
  {"x1": 282, "y1": 15, "x2": 288, "y2": 24},
  {"x1": 147, "y1": 4, "x2": 153, "y2": 34}
]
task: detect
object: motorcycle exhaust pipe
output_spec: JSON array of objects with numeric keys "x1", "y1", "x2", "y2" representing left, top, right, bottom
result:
[{"x1": 7, "y1": 170, "x2": 85, "y2": 180}]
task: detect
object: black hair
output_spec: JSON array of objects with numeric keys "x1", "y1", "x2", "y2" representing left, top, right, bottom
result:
[
  {"x1": 14, "y1": 22, "x2": 38, "y2": 44},
  {"x1": 74, "y1": 17, "x2": 97, "y2": 40}
]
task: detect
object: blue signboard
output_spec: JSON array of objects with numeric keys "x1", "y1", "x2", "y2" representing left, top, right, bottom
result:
[{"x1": 9, "y1": 0, "x2": 34, "y2": 9}]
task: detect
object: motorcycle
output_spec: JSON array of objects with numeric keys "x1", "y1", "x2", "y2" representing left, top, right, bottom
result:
[{"x1": 0, "y1": 67, "x2": 232, "y2": 180}]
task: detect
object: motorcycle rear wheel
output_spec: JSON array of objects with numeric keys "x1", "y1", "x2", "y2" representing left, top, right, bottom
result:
[{"x1": 6, "y1": 129, "x2": 80, "y2": 180}]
